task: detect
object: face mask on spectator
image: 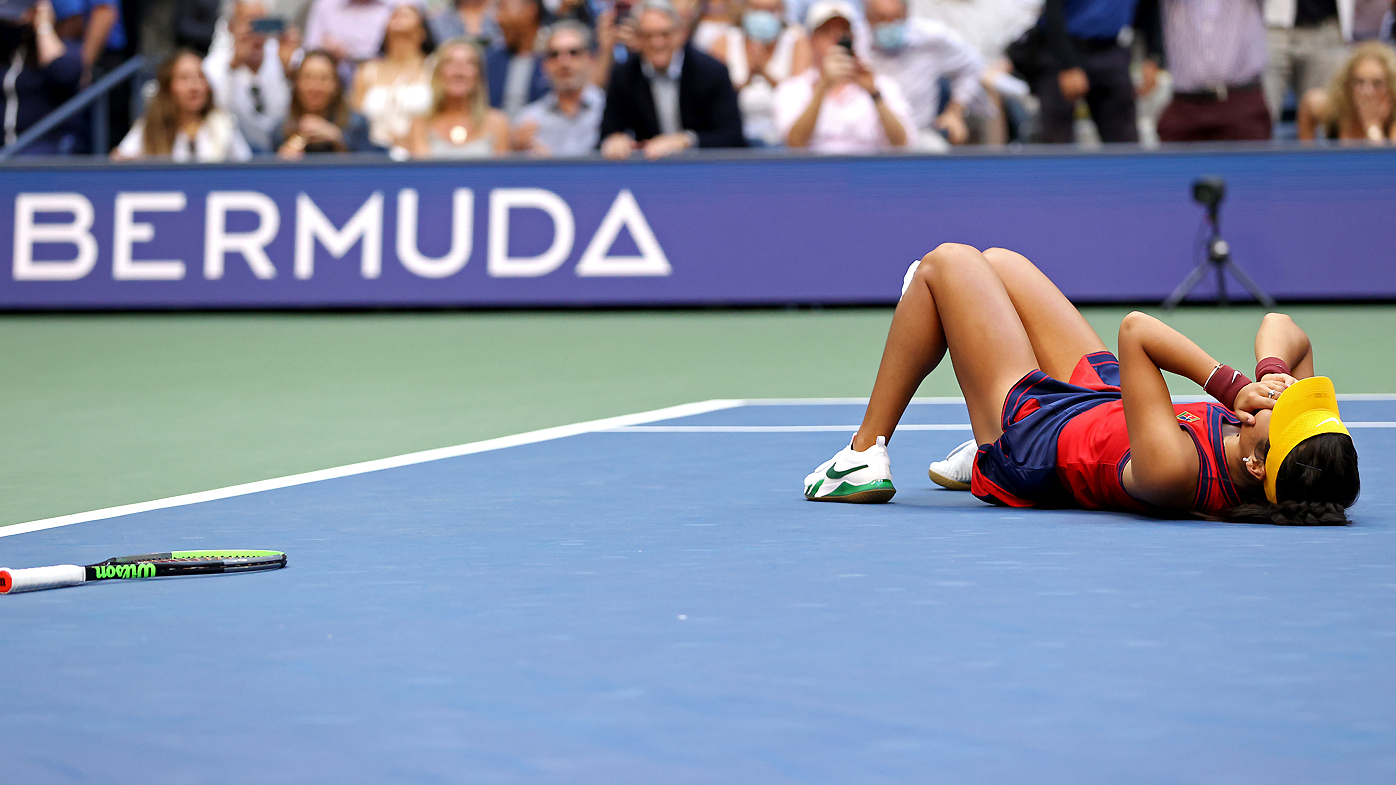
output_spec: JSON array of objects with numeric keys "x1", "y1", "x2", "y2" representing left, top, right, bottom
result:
[
  {"x1": 872, "y1": 21, "x2": 906, "y2": 53},
  {"x1": 742, "y1": 10, "x2": 782, "y2": 44}
]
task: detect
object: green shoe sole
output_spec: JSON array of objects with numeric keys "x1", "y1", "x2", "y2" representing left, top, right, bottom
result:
[{"x1": 805, "y1": 479, "x2": 896, "y2": 504}]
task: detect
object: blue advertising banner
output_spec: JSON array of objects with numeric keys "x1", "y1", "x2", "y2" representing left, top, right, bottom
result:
[{"x1": 1, "y1": 147, "x2": 1392, "y2": 309}]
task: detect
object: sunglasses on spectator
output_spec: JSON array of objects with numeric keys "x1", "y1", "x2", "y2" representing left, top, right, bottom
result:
[{"x1": 547, "y1": 47, "x2": 587, "y2": 59}]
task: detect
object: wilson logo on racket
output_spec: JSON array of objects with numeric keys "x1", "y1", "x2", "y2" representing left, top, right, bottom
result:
[
  {"x1": 92, "y1": 563, "x2": 157, "y2": 580},
  {"x1": 1, "y1": 550, "x2": 285, "y2": 594}
]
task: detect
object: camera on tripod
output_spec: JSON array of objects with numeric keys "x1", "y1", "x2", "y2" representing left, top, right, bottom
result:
[
  {"x1": 1163, "y1": 176, "x2": 1276, "y2": 309},
  {"x1": 1191, "y1": 177, "x2": 1225, "y2": 211}
]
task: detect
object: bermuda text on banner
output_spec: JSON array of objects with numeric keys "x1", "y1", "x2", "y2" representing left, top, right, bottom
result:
[{"x1": 2, "y1": 151, "x2": 1393, "y2": 309}]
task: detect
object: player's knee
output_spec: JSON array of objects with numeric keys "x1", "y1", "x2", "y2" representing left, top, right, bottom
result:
[
  {"x1": 1261, "y1": 311, "x2": 1295, "y2": 329},
  {"x1": 982, "y1": 247, "x2": 1027, "y2": 270},
  {"x1": 918, "y1": 243, "x2": 980, "y2": 281}
]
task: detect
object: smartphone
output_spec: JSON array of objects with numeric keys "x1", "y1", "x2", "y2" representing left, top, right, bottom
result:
[
  {"x1": 250, "y1": 16, "x2": 286, "y2": 35},
  {"x1": 613, "y1": 0, "x2": 632, "y2": 20}
]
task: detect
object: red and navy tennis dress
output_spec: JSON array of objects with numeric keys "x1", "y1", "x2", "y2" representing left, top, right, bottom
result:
[{"x1": 969, "y1": 351, "x2": 1243, "y2": 515}]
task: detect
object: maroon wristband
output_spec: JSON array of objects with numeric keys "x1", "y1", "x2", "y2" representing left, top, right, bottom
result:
[
  {"x1": 1255, "y1": 356, "x2": 1290, "y2": 380},
  {"x1": 1204, "y1": 364, "x2": 1252, "y2": 410}
]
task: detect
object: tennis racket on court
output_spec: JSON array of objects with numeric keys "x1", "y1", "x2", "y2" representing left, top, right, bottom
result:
[{"x1": 0, "y1": 550, "x2": 286, "y2": 594}]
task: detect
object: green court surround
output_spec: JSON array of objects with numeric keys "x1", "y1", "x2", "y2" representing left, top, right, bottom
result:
[{"x1": 2, "y1": 305, "x2": 1392, "y2": 528}]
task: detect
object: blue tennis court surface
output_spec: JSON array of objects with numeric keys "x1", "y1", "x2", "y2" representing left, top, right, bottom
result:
[{"x1": 4, "y1": 398, "x2": 1396, "y2": 783}]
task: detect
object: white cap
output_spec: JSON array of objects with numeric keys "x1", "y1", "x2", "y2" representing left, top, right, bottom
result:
[{"x1": 804, "y1": 0, "x2": 857, "y2": 32}]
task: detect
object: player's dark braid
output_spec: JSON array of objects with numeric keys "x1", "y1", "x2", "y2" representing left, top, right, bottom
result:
[
  {"x1": 1225, "y1": 499, "x2": 1351, "y2": 526},
  {"x1": 1223, "y1": 433, "x2": 1360, "y2": 526}
]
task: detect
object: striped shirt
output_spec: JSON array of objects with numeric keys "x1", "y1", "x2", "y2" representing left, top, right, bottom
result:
[{"x1": 1162, "y1": 0, "x2": 1269, "y2": 92}]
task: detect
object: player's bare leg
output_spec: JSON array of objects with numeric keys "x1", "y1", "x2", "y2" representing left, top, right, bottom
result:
[
  {"x1": 853, "y1": 243, "x2": 1041, "y2": 450},
  {"x1": 981, "y1": 247, "x2": 1109, "y2": 380}
]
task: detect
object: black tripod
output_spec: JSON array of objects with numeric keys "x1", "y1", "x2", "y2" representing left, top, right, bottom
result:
[{"x1": 1162, "y1": 178, "x2": 1276, "y2": 310}]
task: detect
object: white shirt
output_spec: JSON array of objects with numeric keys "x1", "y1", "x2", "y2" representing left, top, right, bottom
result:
[
  {"x1": 641, "y1": 48, "x2": 685, "y2": 136},
  {"x1": 910, "y1": 0, "x2": 1041, "y2": 61},
  {"x1": 773, "y1": 69, "x2": 916, "y2": 153},
  {"x1": 723, "y1": 25, "x2": 802, "y2": 145},
  {"x1": 117, "y1": 109, "x2": 253, "y2": 162},
  {"x1": 859, "y1": 18, "x2": 983, "y2": 132},
  {"x1": 204, "y1": 38, "x2": 291, "y2": 153}
]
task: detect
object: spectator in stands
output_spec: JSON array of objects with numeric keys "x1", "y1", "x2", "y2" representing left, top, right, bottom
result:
[
  {"x1": 590, "y1": 4, "x2": 624, "y2": 89},
  {"x1": 1029, "y1": 0, "x2": 1157, "y2": 144},
  {"x1": 1352, "y1": 0, "x2": 1386, "y2": 41},
  {"x1": 860, "y1": 0, "x2": 981, "y2": 148},
  {"x1": 910, "y1": 0, "x2": 1039, "y2": 144},
  {"x1": 204, "y1": 0, "x2": 292, "y2": 153},
  {"x1": 304, "y1": 0, "x2": 404, "y2": 67},
  {"x1": 407, "y1": 37, "x2": 510, "y2": 155},
  {"x1": 50, "y1": 0, "x2": 128, "y2": 150},
  {"x1": 549, "y1": 0, "x2": 598, "y2": 29},
  {"x1": 694, "y1": 0, "x2": 736, "y2": 52},
  {"x1": 488, "y1": 0, "x2": 551, "y2": 117},
  {"x1": 1264, "y1": 0, "x2": 1352, "y2": 121},
  {"x1": 1, "y1": 0, "x2": 84, "y2": 154},
  {"x1": 600, "y1": 0, "x2": 745, "y2": 157},
  {"x1": 275, "y1": 49, "x2": 380, "y2": 156},
  {"x1": 774, "y1": 0, "x2": 914, "y2": 152},
  {"x1": 351, "y1": 3, "x2": 433, "y2": 148},
  {"x1": 787, "y1": 0, "x2": 860, "y2": 26},
  {"x1": 430, "y1": 0, "x2": 503, "y2": 50},
  {"x1": 49, "y1": 0, "x2": 123, "y2": 85},
  {"x1": 709, "y1": 0, "x2": 812, "y2": 145},
  {"x1": 911, "y1": 0, "x2": 1038, "y2": 59},
  {"x1": 113, "y1": 49, "x2": 253, "y2": 160},
  {"x1": 1298, "y1": 40, "x2": 1396, "y2": 141},
  {"x1": 1155, "y1": 0, "x2": 1272, "y2": 141},
  {"x1": 512, "y1": 20, "x2": 606, "y2": 154}
]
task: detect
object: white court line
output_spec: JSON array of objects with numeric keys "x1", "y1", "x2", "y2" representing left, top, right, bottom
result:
[
  {"x1": 614, "y1": 423, "x2": 1396, "y2": 433},
  {"x1": 6, "y1": 397, "x2": 1394, "y2": 539},
  {"x1": 742, "y1": 397, "x2": 968, "y2": 405},
  {"x1": 742, "y1": 395, "x2": 1396, "y2": 404},
  {"x1": 0, "y1": 399, "x2": 746, "y2": 539},
  {"x1": 613, "y1": 424, "x2": 973, "y2": 432}
]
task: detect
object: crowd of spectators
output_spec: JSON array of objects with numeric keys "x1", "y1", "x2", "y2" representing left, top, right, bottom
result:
[{"x1": 4, "y1": 0, "x2": 1396, "y2": 159}]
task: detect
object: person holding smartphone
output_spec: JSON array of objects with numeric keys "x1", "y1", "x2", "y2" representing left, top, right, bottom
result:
[
  {"x1": 204, "y1": 0, "x2": 292, "y2": 153},
  {"x1": 773, "y1": 0, "x2": 913, "y2": 152}
]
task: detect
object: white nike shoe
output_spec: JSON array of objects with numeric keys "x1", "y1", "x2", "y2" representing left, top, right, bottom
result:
[
  {"x1": 928, "y1": 438, "x2": 977, "y2": 491},
  {"x1": 803, "y1": 436, "x2": 896, "y2": 503}
]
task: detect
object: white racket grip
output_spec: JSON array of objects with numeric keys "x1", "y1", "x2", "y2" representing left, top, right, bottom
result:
[{"x1": 0, "y1": 565, "x2": 86, "y2": 594}]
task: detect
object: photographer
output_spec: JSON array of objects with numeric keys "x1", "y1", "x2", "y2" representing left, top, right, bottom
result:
[
  {"x1": 1, "y1": 0, "x2": 84, "y2": 154},
  {"x1": 774, "y1": 0, "x2": 912, "y2": 152}
]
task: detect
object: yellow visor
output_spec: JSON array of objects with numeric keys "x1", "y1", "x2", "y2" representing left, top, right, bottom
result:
[{"x1": 1264, "y1": 376, "x2": 1349, "y2": 503}]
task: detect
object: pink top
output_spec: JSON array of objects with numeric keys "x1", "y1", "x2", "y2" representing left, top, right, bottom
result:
[{"x1": 772, "y1": 69, "x2": 916, "y2": 154}]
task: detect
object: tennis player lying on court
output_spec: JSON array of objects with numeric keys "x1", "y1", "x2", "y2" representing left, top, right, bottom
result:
[{"x1": 803, "y1": 244, "x2": 1360, "y2": 525}]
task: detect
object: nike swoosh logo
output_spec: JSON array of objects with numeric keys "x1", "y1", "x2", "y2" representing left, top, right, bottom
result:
[
  {"x1": 827, "y1": 463, "x2": 869, "y2": 479},
  {"x1": 1317, "y1": 417, "x2": 1342, "y2": 428}
]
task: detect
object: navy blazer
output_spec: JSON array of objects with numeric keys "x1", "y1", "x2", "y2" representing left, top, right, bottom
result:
[
  {"x1": 484, "y1": 45, "x2": 550, "y2": 110},
  {"x1": 599, "y1": 45, "x2": 745, "y2": 149}
]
